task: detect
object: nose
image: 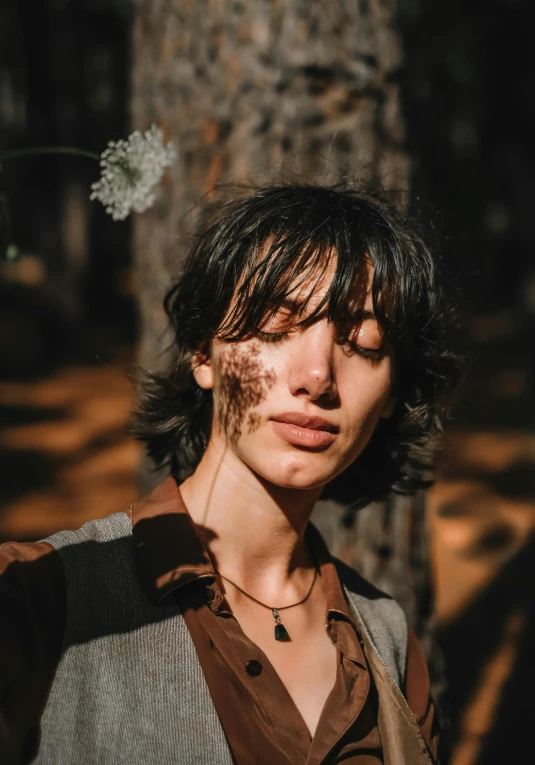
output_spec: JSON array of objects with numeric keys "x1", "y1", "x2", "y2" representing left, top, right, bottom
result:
[{"x1": 288, "y1": 323, "x2": 338, "y2": 402}]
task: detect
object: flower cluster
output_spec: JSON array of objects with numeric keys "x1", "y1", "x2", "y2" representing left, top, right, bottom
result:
[{"x1": 90, "y1": 125, "x2": 177, "y2": 221}]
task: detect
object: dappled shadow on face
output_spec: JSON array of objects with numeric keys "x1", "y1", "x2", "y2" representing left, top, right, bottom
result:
[
  {"x1": 246, "y1": 411, "x2": 262, "y2": 433},
  {"x1": 217, "y1": 342, "x2": 276, "y2": 445}
]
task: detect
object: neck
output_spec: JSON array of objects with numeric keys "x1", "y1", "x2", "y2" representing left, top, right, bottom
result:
[{"x1": 179, "y1": 437, "x2": 322, "y2": 602}]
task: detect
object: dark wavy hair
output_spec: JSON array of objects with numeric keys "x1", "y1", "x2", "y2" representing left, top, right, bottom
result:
[{"x1": 133, "y1": 184, "x2": 461, "y2": 509}]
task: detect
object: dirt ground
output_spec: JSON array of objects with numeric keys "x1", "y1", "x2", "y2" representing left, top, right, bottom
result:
[{"x1": 1, "y1": 347, "x2": 534, "y2": 764}]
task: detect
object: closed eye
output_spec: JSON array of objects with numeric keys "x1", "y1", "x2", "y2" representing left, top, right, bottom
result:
[
  {"x1": 256, "y1": 328, "x2": 385, "y2": 360},
  {"x1": 255, "y1": 329, "x2": 291, "y2": 345},
  {"x1": 346, "y1": 343, "x2": 384, "y2": 361}
]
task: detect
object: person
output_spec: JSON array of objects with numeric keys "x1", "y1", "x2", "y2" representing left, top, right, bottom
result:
[{"x1": 0, "y1": 184, "x2": 459, "y2": 764}]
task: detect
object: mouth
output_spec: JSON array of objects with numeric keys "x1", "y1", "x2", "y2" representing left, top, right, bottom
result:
[{"x1": 270, "y1": 412, "x2": 339, "y2": 449}]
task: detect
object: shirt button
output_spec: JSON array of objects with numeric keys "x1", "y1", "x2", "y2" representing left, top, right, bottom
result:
[{"x1": 246, "y1": 660, "x2": 263, "y2": 677}]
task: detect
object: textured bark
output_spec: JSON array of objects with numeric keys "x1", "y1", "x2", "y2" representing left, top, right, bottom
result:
[{"x1": 130, "y1": 0, "x2": 437, "y2": 687}]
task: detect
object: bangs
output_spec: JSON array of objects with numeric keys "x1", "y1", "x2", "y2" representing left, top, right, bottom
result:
[{"x1": 213, "y1": 195, "x2": 410, "y2": 343}]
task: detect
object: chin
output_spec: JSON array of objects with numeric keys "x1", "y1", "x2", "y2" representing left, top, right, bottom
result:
[{"x1": 251, "y1": 452, "x2": 340, "y2": 492}]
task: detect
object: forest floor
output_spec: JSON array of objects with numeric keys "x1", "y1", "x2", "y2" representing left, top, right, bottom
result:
[{"x1": 0, "y1": 329, "x2": 534, "y2": 765}]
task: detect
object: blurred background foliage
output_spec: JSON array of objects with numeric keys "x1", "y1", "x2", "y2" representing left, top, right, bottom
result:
[{"x1": 0, "y1": 0, "x2": 534, "y2": 763}]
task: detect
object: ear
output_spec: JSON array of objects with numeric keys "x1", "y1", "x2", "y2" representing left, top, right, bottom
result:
[
  {"x1": 380, "y1": 389, "x2": 397, "y2": 419},
  {"x1": 192, "y1": 350, "x2": 214, "y2": 390}
]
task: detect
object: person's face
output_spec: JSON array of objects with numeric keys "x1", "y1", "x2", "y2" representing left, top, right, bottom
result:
[{"x1": 193, "y1": 258, "x2": 396, "y2": 491}]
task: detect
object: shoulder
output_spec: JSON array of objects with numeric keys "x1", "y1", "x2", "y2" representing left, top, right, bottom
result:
[
  {"x1": 0, "y1": 505, "x2": 133, "y2": 607},
  {"x1": 41, "y1": 511, "x2": 139, "y2": 616},
  {"x1": 337, "y1": 562, "x2": 438, "y2": 759},
  {"x1": 0, "y1": 506, "x2": 136, "y2": 655},
  {"x1": 0, "y1": 509, "x2": 134, "y2": 620},
  {"x1": 43, "y1": 510, "x2": 133, "y2": 551}
]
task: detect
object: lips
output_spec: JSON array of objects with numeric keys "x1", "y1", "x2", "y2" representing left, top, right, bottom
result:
[
  {"x1": 271, "y1": 412, "x2": 339, "y2": 432},
  {"x1": 270, "y1": 411, "x2": 339, "y2": 448}
]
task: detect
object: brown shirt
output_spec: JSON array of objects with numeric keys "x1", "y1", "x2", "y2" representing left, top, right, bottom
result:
[{"x1": 0, "y1": 485, "x2": 438, "y2": 764}]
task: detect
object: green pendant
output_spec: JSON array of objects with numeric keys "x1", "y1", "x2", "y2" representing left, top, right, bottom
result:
[
  {"x1": 272, "y1": 608, "x2": 290, "y2": 641},
  {"x1": 274, "y1": 623, "x2": 290, "y2": 641}
]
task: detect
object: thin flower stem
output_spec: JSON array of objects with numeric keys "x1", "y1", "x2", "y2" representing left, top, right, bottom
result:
[{"x1": 0, "y1": 147, "x2": 101, "y2": 162}]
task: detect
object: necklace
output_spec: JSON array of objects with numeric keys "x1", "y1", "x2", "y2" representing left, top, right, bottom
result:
[{"x1": 216, "y1": 567, "x2": 319, "y2": 641}]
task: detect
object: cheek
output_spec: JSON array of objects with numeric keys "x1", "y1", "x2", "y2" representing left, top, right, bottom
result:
[
  {"x1": 213, "y1": 341, "x2": 277, "y2": 444},
  {"x1": 342, "y1": 362, "x2": 393, "y2": 423}
]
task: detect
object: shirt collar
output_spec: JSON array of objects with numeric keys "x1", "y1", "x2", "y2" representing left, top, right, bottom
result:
[{"x1": 131, "y1": 477, "x2": 216, "y2": 604}]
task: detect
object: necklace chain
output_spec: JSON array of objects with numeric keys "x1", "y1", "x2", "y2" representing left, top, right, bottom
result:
[{"x1": 216, "y1": 567, "x2": 318, "y2": 612}]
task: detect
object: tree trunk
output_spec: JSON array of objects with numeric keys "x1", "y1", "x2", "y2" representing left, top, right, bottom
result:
[{"x1": 131, "y1": 0, "x2": 439, "y2": 700}]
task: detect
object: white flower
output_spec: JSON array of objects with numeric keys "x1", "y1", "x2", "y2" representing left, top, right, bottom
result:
[{"x1": 90, "y1": 124, "x2": 177, "y2": 221}]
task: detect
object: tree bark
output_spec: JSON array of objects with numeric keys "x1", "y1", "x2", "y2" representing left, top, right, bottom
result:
[{"x1": 130, "y1": 0, "x2": 438, "y2": 692}]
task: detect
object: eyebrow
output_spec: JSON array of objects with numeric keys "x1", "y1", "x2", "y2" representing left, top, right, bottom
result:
[
  {"x1": 277, "y1": 298, "x2": 305, "y2": 313},
  {"x1": 348, "y1": 308, "x2": 376, "y2": 321},
  {"x1": 276, "y1": 299, "x2": 376, "y2": 322}
]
